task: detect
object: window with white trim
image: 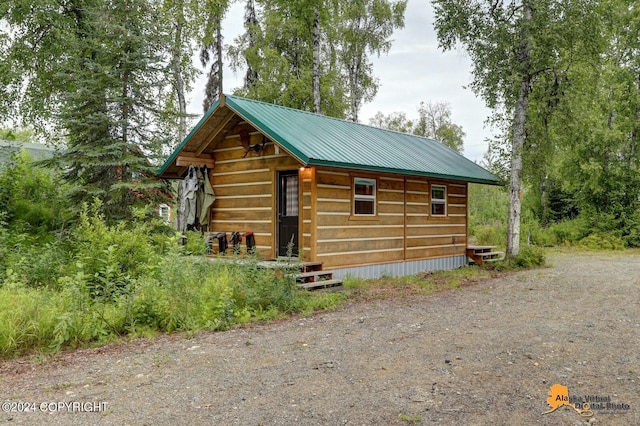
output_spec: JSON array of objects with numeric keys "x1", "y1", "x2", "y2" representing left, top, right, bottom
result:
[
  {"x1": 354, "y1": 177, "x2": 376, "y2": 215},
  {"x1": 431, "y1": 185, "x2": 447, "y2": 216},
  {"x1": 159, "y1": 203, "x2": 171, "y2": 223}
]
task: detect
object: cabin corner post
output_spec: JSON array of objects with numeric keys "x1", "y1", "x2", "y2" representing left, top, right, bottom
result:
[
  {"x1": 403, "y1": 176, "x2": 408, "y2": 261},
  {"x1": 297, "y1": 165, "x2": 315, "y2": 262}
]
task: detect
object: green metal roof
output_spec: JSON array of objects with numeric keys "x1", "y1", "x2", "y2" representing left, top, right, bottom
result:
[
  {"x1": 0, "y1": 140, "x2": 55, "y2": 164},
  {"x1": 159, "y1": 94, "x2": 499, "y2": 185}
]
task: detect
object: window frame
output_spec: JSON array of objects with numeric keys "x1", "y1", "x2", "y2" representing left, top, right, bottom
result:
[
  {"x1": 430, "y1": 184, "x2": 447, "y2": 217},
  {"x1": 353, "y1": 177, "x2": 377, "y2": 217},
  {"x1": 158, "y1": 203, "x2": 171, "y2": 223}
]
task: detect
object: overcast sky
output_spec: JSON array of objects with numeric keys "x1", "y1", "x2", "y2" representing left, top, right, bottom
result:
[{"x1": 186, "y1": 0, "x2": 494, "y2": 163}]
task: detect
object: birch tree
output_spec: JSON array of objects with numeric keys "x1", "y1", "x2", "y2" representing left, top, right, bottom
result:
[
  {"x1": 228, "y1": 0, "x2": 406, "y2": 119},
  {"x1": 337, "y1": 0, "x2": 406, "y2": 121},
  {"x1": 370, "y1": 101, "x2": 465, "y2": 153},
  {"x1": 432, "y1": 0, "x2": 599, "y2": 256}
]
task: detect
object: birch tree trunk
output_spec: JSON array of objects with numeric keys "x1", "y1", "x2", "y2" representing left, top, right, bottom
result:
[
  {"x1": 506, "y1": 2, "x2": 532, "y2": 258},
  {"x1": 172, "y1": 21, "x2": 187, "y2": 141},
  {"x1": 216, "y1": 23, "x2": 223, "y2": 98},
  {"x1": 312, "y1": 6, "x2": 321, "y2": 114},
  {"x1": 507, "y1": 77, "x2": 529, "y2": 257}
]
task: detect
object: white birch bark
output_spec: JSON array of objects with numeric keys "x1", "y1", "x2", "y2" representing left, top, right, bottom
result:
[
  {"x1": 506, "y1": 2, "x2": 532, "y2": 257},
  {"x1": 312, "y1": 7, "x2": 321, "y2": 114}
]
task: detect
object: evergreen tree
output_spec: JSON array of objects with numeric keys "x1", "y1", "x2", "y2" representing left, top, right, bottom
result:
[
  {"x1": 1, "y1": 0, "x2": 178, "y2": 221},
  {"x1": 200, "y1": 0, "x2": 229, "y2": 112}
]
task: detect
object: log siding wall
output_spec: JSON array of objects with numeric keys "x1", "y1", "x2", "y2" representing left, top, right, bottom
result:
[
  {"x1": 208, "y1": 129, "x2": 301, "y2": 258},
  {"x1": 205, "y1": 131, "x2": 468, "y2": 266},
  {"x1": 314, "y1": 167, "x2": 467, "y2": 269}
]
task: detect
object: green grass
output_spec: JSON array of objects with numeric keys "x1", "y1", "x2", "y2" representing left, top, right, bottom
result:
[
  {"x1": 0, "y1": 251, "x2": 503, "y2": 360},
  {"x1": 343, "y1": 266, "x2": 498, "y2": 300},
  {"x1": 0, "y1": 256, "x2": 347, "y2": 360}
]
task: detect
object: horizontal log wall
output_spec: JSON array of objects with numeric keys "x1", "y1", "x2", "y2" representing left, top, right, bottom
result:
[
  {"x1": 315, "y1": 167, "x2": 467, "y2": 269},
  {"x1": 208, "y1": 127, "x2": 300, "y2": 258},
  {"x1": 405, "y1": 178, "x2": 467, "y2": 260}
]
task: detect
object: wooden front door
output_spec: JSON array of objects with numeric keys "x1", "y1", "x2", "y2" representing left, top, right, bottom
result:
[{"x1": 277, "y1": 170, "x2": 299, "y2": 257}]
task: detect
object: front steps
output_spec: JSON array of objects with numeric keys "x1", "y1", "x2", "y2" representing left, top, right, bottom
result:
[
  {"x1": 466, "y1": 245, "x2": 505, "y2": 266},
  {"x1": 271, "y1": 258, "x2": 343, "y2": 291},
  {"x1": 295, "y1": 269, "x2": 343, "y2": 291}
]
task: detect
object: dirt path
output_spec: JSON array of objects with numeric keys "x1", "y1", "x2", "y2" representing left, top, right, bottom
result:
[{"x1": 1, "y1": 251, "x2": 639, "y2": 425}]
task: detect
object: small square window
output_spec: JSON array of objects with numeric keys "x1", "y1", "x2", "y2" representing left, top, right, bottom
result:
[
  {"x1": 159, "y1": 203, "x2": 171, "y2": 223},
  {"x1": 431, "y1": 185, "x2": 446, "y2": 216},
  {"x1": 354, "y1": 178, "x2": 376, "y2": 216}
]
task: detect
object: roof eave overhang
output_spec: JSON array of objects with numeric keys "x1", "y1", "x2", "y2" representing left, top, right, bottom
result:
[
  {"x1": 304, "y1": 159, "x2": 501, "y2": 185},
  {"x1": 157, "y1": 96, "x2": 225, "y2": 178},
  {"x1": 224, "y1": 96, "x2": 311, "y2": 166}
]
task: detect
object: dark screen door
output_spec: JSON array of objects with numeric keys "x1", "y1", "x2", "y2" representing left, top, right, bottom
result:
[{"x1": 277, "y1": 171, "x2": 299, "y2": 257}]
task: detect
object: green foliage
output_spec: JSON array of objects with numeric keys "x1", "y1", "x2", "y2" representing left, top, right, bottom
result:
[
  {"x1": 472, "y1": 224, "x2": 506, "y2": 248},
  {"x1": 538, "y1": 218, "x2": 589, "y2": 246},
  {"x1": 577, "y1": 233, "x2": 625, "y2": 251},
  {"x1": 0, "y1": 202, "x2": 345, "y2": 358},
  {"x1": 0, "y1": 283, "x2": 63, "y2": 357},
  {"x1": 399, "y1": 413, "x2": 423, "y2": 424},
  {"x1": 0, "y1": 128, "x2": 33, "y2": 142},
  {"x1": 0, "y1": 149, "x2": 67, "y2": 233},
  {"x1": 1, "y1": 0, "x2": 179, "y2": 222},
  {"x1": 433, "y1": 0, "x2": 602, "y2": 256},
  {"x1": 468, "y1": 184, "x2": 507, "y2": 226},
  {"x1": 495, "y1": 246, "x2": 547, "y2": 271},
  {"x1": 467, "y1": 183, "x2": 507, "y2": 247},
  {"x1": 68, "y1": 202, "x2": 163, "y2": 298},
  {"x1": 182, "y1": 231, "x2": 209, "y2": 255},
  {"x1": 370, "y1": 101, "x2": 465, "y2": 152},
  {"x1": 229, "y1": 0, "x2": 406, "y2": 120}
]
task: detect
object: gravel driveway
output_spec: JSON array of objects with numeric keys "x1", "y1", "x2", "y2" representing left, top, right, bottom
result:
[{"x1": 1, "y1": 250, "x2": 639, "y2": 425}]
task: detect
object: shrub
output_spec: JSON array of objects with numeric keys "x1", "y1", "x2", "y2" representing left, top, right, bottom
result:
[
  {"x1": 470, "y1": 223, "x2": 506, "y2": 247},
  {"x1": 577, "y1": 233, "x2": 625, "y2": 250},
  {"x1": 67, "y1": 201, "x2": 164, "y2": 299},
  {"x1": 523, "y1": 217, "x2": 590, "y2": 247},
  {"x1": 495, "y1": 246, "x2": 547, "y2": 271},
  {"x1": 182, "y1": 230, "x2": 209, "y2": 255}
]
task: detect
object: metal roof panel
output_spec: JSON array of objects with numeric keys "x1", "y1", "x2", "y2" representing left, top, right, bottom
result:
[
  {"x1": 159, "y1": 94, "x2": 500, "y2": 185},
  {"x1": 224, "y1": 95, "x2": 499, "y2": 184}
]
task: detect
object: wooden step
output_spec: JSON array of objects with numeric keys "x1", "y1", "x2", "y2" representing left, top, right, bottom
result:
[
  {"x1": 467, "y1": 245, "x2": 496, "y2": 253},
  {"x1": 298, "y1": 279, "x2": 343, "y2": 291},
  {"x1": 466, "y1": 246, "x2": 504, "y2": 265},
  {"x1": 300, "y1": 261, "x2": 323, "y2": 272},
  {"x1": 474, "y1": 251, "x2": 503, "y2": 257},
  {"x1": 295, "y1": 270, "x2": 334, "y2": 283}
]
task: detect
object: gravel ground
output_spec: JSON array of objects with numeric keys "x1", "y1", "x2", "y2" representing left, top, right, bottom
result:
[{"x1": 1, "y1": 250, "x2": 639, "y2": 426}]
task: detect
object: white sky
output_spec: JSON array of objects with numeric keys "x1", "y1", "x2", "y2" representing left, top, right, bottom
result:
[{"x1": 186, "y1": 0, "x2": 495, "y2": 163}]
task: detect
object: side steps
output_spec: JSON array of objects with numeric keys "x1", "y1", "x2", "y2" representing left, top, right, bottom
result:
[{"x1": 466, "y1": 245, "x2": 505, "y2": 266}]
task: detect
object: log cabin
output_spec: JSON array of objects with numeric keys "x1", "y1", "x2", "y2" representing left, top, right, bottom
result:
[{"x1": 158, "y1": 94, "x2": 500, "y2": 279}]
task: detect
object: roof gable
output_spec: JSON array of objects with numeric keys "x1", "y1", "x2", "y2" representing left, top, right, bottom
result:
[{"x1": 158, "y1": 94, "x2": 499, "y2": 185}]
